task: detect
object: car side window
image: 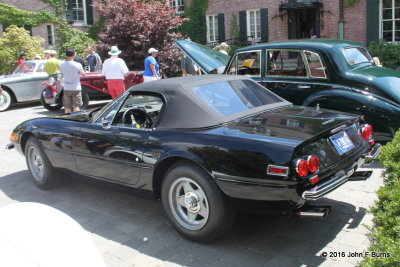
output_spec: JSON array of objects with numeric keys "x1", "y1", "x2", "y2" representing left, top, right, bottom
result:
[
  {"x1": 36, "y1": 63, "x2": 45, "y2": 72},
  {"x1": 267, "y1": 50, "x2": 307, "y2": 77},
  {"x1": 235, "y1": 51, "x2": 261, "y2": 76},
  {"x1": 304, "y1": 51, "x2": 327, "y2": 79},
  {"x1": 226, "y1": 55, "x2": 238, "y2": 75},
  {"x1": 112, "y1": 93, "x2": 164, "y2": 129}
]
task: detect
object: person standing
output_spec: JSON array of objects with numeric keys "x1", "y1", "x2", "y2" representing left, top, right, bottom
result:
[
  {"x1": 17, "y1": 53, "x2": 26, "y2": 65},
  {"x1": 219, "y1": 42, "x2": 229, "y2": 55},
  {"x1": 74, "y1": 54, "x2": 86, "y2": 69},
  {"x1": 102, "y1": 46, "x2": 129, "y2": 98},
  {"x1": 143, "y1": 48, "x2": 160, "y2": 82},
  {"x1": 44, "y1": 50, "x2": 51, "y2": 60},
  {"x1": 181, "y1": 55, "x2": 201, "y2": 76},
  {"x1": 86, "y1": 46, "x2": 102, "y2": 72},
  {"x1": 60, "y1": 48, "x2": 85, "y2": 114},
  {"x1": 44, "y1": 50, "x2": 61, "y2": 79}
]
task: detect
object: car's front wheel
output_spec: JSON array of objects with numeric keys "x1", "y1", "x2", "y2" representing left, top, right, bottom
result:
[
  {"x1": 161, "y1": 162, "x2": 236, "y2": 242},
  {"x1": 0, "y1": 89, "x2": 13, "y2": 112},
  {"x1": 25, "y1": 137, "x2": 61, "y2": 189}
]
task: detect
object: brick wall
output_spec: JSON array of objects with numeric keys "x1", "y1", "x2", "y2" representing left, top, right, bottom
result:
[{"x1": 206, "y1": 0, "x2": 368, "y2": 45}]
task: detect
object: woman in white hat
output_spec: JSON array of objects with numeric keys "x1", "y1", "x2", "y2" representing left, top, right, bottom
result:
[
  {"x1": 143, "y1": 48, "x2": 160, "y2": 82},
  {"x1": 101, "y1": 46, "x2": 129, "y2": 98}
]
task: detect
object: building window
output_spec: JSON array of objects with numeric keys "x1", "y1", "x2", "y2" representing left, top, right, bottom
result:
[
  {"x1": 170, "y1": 0, "x2": 184, "y2": 14},
  {"x1": 72, "y1": 0, "x2": 86, "y2": 24},
  {"x1": 381, "y1": 0, "x2": 400, "y2": 42},
  {"x1": 46, "y1": 25, "x2": 54, "y2": 46},
  {"x1": 247, "y1": 9, "x2": 261, "y2": 40},
  {"x1": 206, "y1": 14, "x2": 218, "y2": 43}
]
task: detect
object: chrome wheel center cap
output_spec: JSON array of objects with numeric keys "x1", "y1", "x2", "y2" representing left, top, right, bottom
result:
[{"x1": 184, "y1": 192, "x2": 200, "y2": 213}]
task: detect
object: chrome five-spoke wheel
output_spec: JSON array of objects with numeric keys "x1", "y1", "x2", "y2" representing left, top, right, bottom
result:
[
  {"x1": 169, "y1": 177, "x2": 209, "y2": 230},
  {"x1": 27, "y1": 146, "x2": 45, "y2": 182}
]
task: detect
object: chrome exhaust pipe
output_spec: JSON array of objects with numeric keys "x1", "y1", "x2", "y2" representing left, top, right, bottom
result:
[
  {"x1": 5, "y1": 143, "x2": 14, "y2": 150},
  {"x1": 348, "y1": 171, "x2": 372, "y2": 181},
  {"x1": 295, "y1": 205, "x2": 331, "y2": 218}
]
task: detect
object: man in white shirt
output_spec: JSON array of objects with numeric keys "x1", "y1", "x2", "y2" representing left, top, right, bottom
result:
[
  {"x1": 60, "y1": 48, "x2": 85, "y2": 114},
  {"x1": 102, "y1": 46, "x2": 129, "y2": 98}
]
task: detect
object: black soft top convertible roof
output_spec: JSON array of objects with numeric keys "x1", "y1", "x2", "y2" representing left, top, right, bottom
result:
[{"x1": 128, "y1": 75, "x2": 291, "y2": 129}]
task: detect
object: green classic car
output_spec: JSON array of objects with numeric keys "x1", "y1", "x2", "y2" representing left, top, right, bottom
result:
[{"x1": 176, "y1": 39, "x2": 400, "y2": 142}]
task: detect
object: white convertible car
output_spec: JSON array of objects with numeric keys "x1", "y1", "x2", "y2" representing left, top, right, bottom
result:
[{"x1": 0, "y1": 60, "x2": 48, "y2": 111}]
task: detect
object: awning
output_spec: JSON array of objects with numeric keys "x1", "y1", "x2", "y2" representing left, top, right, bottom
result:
[{"x1": 279, "y1": 1, "x2": 323, "y2": 10}]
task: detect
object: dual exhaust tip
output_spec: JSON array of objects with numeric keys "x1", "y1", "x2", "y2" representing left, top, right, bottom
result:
[{"x1": 295, "y1": 205, "x2": 332, "y2": 218}]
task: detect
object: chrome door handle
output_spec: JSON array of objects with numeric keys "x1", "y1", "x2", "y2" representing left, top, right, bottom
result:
[{"x1": 297, "y1": 85, "x2": 311, "y2": 89}]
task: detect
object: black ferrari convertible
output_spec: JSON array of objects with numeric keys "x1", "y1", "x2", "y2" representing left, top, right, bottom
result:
[{"x1": 7, "y1": 75, "x2": 381, "y2": 242}]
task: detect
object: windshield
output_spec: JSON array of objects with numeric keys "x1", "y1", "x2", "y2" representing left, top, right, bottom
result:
[
  {"x1": 193, "y1": 80, "x2": 284, "y2": 116},
  {"x1": 13, "y1": 62, "x2": 36, "y2": 74},
  {"x1": 343, "y1": 47, "x2": 371, "y2": 65}
]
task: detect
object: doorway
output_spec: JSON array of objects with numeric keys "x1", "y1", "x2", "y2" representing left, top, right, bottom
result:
[{"x1": 288, "y1": 8, "x2": 320, "y2": 39}]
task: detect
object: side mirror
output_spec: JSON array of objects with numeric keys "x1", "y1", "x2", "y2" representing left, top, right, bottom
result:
[{"x1": 102, "y1": 118, "x2": 111, "y2": 130}]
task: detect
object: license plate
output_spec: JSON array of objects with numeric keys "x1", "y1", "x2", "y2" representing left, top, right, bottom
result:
[{"x1": 330, "y1": 131, "x2": 354, "y2": 155}]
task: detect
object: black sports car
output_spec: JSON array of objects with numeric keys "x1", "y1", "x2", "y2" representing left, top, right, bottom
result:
[{"x1": 7, "y1": 75, "x2": 381, "y2": 242}]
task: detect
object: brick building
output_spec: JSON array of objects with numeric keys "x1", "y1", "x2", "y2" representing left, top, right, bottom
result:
[
  {"x1": 0, "y1": 0, "x2": 99, "y2": 48},
  {"x1": 199, "y1": 0, "x2": 384, "y2": 47}
]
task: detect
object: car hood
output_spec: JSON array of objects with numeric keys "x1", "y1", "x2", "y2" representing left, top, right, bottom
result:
[
  {"x1": 224, "y1": 105, "x2": 357, "y2": 145},
  {"x1": 175, "y1": 39, "x2": 229, "y2": 74},
  {"x1": 0, "y1": 73, "x2": 33, "y2": 84},
  {"x1": 349, "y1": 65, "x2": 400, "y2": 104}
]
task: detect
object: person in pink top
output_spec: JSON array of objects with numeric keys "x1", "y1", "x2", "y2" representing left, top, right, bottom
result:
[{"x1": 102, "y1": 46, "x2": 129, "y2": 98}]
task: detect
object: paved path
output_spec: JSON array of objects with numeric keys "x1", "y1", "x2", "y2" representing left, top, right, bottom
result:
[{"x1": 0, "y1": 102, "x2": 384, "y2": 267}]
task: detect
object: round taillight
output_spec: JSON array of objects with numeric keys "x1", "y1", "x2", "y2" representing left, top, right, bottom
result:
[
  {"x1": 307, "y1": 156, "x2": 320, "y2": 173},
  {"x1": 361, "y1": 124, "x2": 373, "y2": 140},
  {"x1": 296, "y1": 159, "x2": 309, "y2": 177}
]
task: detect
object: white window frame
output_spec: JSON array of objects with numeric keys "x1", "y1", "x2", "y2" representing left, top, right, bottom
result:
[
  {"x1": 46, "y1": 24, "x2": 55, "y2": 46},
  {"x1": 380, "y1": 0, "x2": 400, "y2": 42},
  {"x1": 170, "y1": 0, "x2": 184, "y2": 15},
  {"x1": 246, "y1": 9, "x2": 261, "y2": 40},
  {"x1": 206, "y1": 14, "x2": 219, "y2": 43},
  {"x1": 72, "y1": 0, "x2": 87, "y2": 25}
]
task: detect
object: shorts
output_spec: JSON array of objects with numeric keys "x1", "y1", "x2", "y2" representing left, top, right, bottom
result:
[{"x1": 63, "y1": 90, "x2": 82, "y2": 109}]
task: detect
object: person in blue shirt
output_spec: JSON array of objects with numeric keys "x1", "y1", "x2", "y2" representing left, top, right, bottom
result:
[{"x1": 143, "y1": 48, "x2": 160, "y2": 82}]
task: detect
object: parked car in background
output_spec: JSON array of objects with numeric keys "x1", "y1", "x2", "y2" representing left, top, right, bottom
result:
[
  {"x1": 0, "y1": 60, "x2": 47, "y2": 111},
  {"x1": 176, "y1": 39, "x2": 400, "y2": 142},
  {"x1": 7, "y1": 75, "x2": 381, "y2": 242},
  {"x1": 41, "y1": 71, "x2": 143, "y2": 111}
]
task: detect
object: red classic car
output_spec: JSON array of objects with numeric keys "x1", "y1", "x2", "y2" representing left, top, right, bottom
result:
[{"x1": 41, "y1": 71, "x2": 143, "y2": 111}]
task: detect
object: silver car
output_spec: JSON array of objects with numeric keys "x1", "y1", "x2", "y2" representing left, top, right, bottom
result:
[{"x1": 0, "y1": 60, "x2": 48, "y2": 112}]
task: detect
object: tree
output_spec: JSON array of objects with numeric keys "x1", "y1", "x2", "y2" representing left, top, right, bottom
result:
[
  {"x1": 93, "y1": 0, "x2": 187, "y2": 75},
  {"x1": 0, "y1": 25, "x2": 44, "y2": 74},
  {"x1": 57, "y1": 24, "x2": 96, "y2": 59}
]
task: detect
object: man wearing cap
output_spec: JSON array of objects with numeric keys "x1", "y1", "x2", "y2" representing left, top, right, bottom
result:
[
  {"x1": 143, "y1": 48, "x2": 160, "y2": 82},
  {"x1": 60, "y1": 48, "x2": 85, "y2": 114},
  {"x1": 102, "y1": 46, "x2": 129, "y2": 98},
  {"x1": 219, "y1": 42, "x2": 229, "y2": 55},
  {"x1": 44, "y1": 50, "x2": 51, "y2": 60},
  {"x1": 44, "y1": 50, "x2": 61, "y2": 79}
]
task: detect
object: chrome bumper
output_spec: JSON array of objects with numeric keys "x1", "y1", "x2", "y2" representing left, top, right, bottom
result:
[
  {"x1": 364, "y1": 143, "x2": 382, "y2": 165},
  {"x1": 302, "y1": 173, "x2": 348, "y2": 201}
]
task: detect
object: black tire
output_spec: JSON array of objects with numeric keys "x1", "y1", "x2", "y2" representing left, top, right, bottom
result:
[
  {"x1": 40, "y1": 90, "x2": 62, "y2": 111},
  {"x1": 25, "y1": 137, "x2": 61, "y2": 189},
  {"x1": 0, "y1": 89, "x2": 13, "y2": 112},
  {"x1": 161, "y1": 162, "x2": 236, "y2": 242}
]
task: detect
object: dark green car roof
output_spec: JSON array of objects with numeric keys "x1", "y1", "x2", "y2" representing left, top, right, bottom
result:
[{"x1": 235, "y1": 39, "x2": 362, "y2": 53}]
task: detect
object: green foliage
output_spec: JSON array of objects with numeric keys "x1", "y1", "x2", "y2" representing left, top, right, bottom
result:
[
  {"x1": 88, "y1": 16, "x2": 106, "y2": 41},
  {"x1": 40, "y1": 0, "x2": 66, "y2": 15},
  {"x1": 230, "y1": 13, "x2": 240, "y2": 43},
  {"x1": 362, "y1": 131, "x2": 400, "y2": 266},
  {"x1": 0, "y1": 3, "x2": 60, "y2": 26},
  {"x1": 57, "y1": 24, "x2": 96, "y2": 59},
  {"x1": 0, "y1": 26, "x2": 45, "y2": 74},
  {"x1": 179, "y1": 0, "x2": 209, "y2": 43},
  {"x1": 369, "y1": 40, "x2": 400, "y2": 70},
  {"x1": 345, "y1": 0, "x2": 360, "y2": 7}
]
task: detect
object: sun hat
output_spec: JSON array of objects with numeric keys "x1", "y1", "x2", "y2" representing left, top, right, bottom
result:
[
  {"x1": 148, "y1": 48, "x2": 159, "y2": 54},
  {"x1": 220, "y1": 42, "x2": 229, "y2": 47},
  {"x1": 33, "y1": 55, "x2": 41, "y2": 60},
  {"x1": 108, "y1": 46, "x2": 122, "y2": 55},
  {"x1": 44, "y1": 50, "x2": 51, "y2": 54}
]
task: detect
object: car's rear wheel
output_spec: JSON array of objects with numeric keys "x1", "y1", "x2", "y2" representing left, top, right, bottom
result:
[
  {"x1": 0, "y1": 89, "x2": 13, "y2": 112},
  {"x1": 25, "y1": 137, "x2": 61, "y2": 189},
  {"x1": 161, "y1": 162, "x2": 236, "y2": 242}
]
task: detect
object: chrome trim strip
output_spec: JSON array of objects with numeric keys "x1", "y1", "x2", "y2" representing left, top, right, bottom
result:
[{"x1": 302, "y1": 174, "x2": 348, "y2": 200}]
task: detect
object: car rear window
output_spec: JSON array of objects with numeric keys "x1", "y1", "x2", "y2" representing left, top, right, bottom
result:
[
  {"x1": 343, "y1": 47, "x2": 371, "y2": 65},
  {"x1": 192, "y1": 80, "x2": 284, "y2": 116}
]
